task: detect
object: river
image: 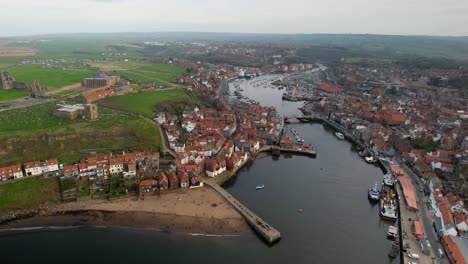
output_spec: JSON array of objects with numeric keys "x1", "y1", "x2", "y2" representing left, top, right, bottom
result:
[{"x1": 0, "y1": 74, "x2": 398, "y2": 264}]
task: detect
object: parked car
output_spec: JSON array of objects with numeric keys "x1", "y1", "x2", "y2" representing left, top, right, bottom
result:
[{"x1": 407, "y1": 253, "x2": 420, "y2": 259}]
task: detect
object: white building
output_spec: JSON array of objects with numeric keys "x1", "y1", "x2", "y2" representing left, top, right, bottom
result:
[{"x1": 24, "y1": 161, "x2": 43, "y2": 176}]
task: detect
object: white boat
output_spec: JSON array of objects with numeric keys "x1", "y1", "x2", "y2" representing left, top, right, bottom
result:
[
  {"x1": 387, "y1": 225, "x2": 398, "y2": 239},
  {"x1": 383, "y1": 174, "x2": 395, "y2": 187},
  {"x1": 365, "y1": 156, "x2": 377, "y2": 163},
  {"x1": 256, "y1": 185, "x2": 265, "y2": 190},
  {"x1": 335, "y1": 132, "x2": 345, "y2": 140}
]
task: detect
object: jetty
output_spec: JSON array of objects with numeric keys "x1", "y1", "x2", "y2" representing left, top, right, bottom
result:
[{"x1": 204, "y1": 180, "x2": 282, "y2": 244}]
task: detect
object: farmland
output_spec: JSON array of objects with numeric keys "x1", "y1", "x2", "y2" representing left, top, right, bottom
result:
[
  {"x1": 0, "y1": 89, "x2": 30, "y2": 101},
  {"x1": 9, "y1": 64, "x2": 95, "y2": 89},
  {"x1": 0, "y1": 103, "x2": 162, "y2": 166},
  {"x1": 90, "y1": 61, "x2": 186, "y2": 87},
  {"x1": 0, "y1": 176, "x2": 61, "y2": 211}
]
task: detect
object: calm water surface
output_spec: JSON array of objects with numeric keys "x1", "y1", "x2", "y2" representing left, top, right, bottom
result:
[{"x1": 0, "y1": 76, "x2": 398, "y2": 264}]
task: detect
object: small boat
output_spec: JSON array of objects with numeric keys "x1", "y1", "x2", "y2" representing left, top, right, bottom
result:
[
  {"x1": 368, "y1": 183, "x2": 380, "y2": 202},
  {"x1": 387, "y1": 225, "x2": 398, "y2": 240},
  {"x1": 256, "y1": 185, "x2": 265, "y2": 190},
  {"x1": 365, "y1": 156, "x2": 377, "y2": 163},
  {"x1": 383, "y1": 174, "x2": 395, "y2": 187},
  {"x1": 388, "y1": 240, "x2": 400, "y2": 258},
  {"x1": 298, "y1": 209, "x2": 303, "y2": 213},
  {"x1": 335, "y1": 132, "x2": 345, "y2": 140}
]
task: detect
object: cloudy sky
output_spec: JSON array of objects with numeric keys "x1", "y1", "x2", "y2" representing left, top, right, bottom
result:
[{"x1": 1, "y1": 0, "x2": 467, "y2": 37}]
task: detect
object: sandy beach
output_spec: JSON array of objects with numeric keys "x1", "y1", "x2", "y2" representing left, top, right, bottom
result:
[{"x1": 2, "y1": 186, "x2": 251, "y2": 236}]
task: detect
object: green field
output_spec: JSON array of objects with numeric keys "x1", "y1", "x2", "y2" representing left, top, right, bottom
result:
[
  {"x1": 99, "y1": 89, "x2": 190, "y2": 117},
  {"x1": 9, "y1": 64, "x2": 95, "y2": 89},
  {"x1": 0, "y1": 103, "x2": 162, "y2": 166},
  {"x1": 10, "y1": 38, "x2": 145, "y2": 60},
  {"x1": 0, "y1": 89, "x2": 30, "y2": 101},
  {"x1": 0, "y1": 56, "x2": 26, "y2": 68},
  {"x1": 90, "y1": 61, "x2": 186, "y2": 87},
  {"x1": 0, "y1": 176, "x2": 61, "y2": 211}
]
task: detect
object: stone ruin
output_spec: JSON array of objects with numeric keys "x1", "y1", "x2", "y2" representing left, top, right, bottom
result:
[
  {"x1": 0, "y1": 68, "x2": 15, "y2": 89},
  {"x1": 0, "y1": 68, "x2": 47, "y2": 97}
]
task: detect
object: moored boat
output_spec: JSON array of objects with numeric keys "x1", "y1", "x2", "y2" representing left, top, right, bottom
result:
[
  {"x1": 365, "y1": 156, "x2": 377, "y2": 163},
  {"x1": 335, "y1": 132, "x2": 345, "y2": 140},
  {"x1": 387, "y1": 225, "x2": 398, "y2": 240},
  {"x1": 380, "y1": 199, "x2": 398, "y2": 222},
  {"x1": 368, "y1": 183, "x2": 380, "y2": 202},
  {"x1": 383, "y1": 174, "x2": 395, "y2": 188},
  {"x1": 388, "y1": 240, "x2": 400, "y2": 258}
]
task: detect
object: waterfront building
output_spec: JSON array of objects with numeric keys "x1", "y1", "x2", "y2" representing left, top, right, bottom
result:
[
  {"x1": 139, "y1": 179, "x2": 158, "y2": 193},
  {"x1": 158, "y1": 173, "x2": 168, "y2": 190},
  {"x1": 441, "y1": 236, "x2": 468, "y2": 264}
]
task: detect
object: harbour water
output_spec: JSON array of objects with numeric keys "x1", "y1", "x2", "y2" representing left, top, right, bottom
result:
[{"x1": 0, "y1": 75, "x2": 398, "y2": 263}]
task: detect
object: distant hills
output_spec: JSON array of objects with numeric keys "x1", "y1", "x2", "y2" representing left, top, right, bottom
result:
[{"x1": 5, "y1": 32, "x2": 468, "y2": 61}]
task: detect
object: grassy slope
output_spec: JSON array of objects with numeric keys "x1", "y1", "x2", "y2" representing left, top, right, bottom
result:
[
  {"x1": 90, "y1": 61, "x2": 186, "y2": 87},
  {"x1": 9, "y1": 64, "x2": 95, "y2": 89},
  {"x1": 99, "y1": 89, "x2": 189, "y2": 117},
  {"x1": 0, "y1": 176, "x2": 61, "y2": 211},
  {"x1": 0, "y1": 89, "x2": 30, "y2": 101},
  {"x1": 0, "y1": 103, "x2": 161, "y2": 166}
]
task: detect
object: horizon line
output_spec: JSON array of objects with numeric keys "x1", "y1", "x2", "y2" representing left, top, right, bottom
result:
[{"x1": 1, "y1": 31, "x2": 468, "y2": 39}]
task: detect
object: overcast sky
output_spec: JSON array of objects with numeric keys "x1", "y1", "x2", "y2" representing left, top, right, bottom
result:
[{"x1": 1, "y1": 0, "x2": 467, "y2": 37}]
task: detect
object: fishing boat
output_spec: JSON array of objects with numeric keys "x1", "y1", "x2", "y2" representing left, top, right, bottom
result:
[
  {"x1": 387, "y1": 225, "x2": 398, "y2": 240},
  {"x1": 335, "y1": 132, "x2": 345, "y2": 140},
  {"x1": 380, "y1": 188, "x2": 398, "y2": 222},
  {"x1": 368, "y1": 183, "x2": 380, "y2": 202},
  {"x1": 365, "y1": 156, "x2": 377, "y2": 163},
  {"x1": 256, "y1": 185, "x2": 265, "y2": 190}
]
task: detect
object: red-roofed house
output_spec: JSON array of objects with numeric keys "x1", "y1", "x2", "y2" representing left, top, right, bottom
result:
[
  {"x1": 189, "y1": 172, "x2": 203, "y2": 188},
  {"x1": 63, "y1": 165, "x2": 79, "y2": 177},
  {"x1": 167, "y1": 172, "x2": 179, "y2": 189},
  {"x1": 139, "y1": 179, "x2": 158, "y2": 193},
  {"x1": 159, "y1": 173, "x2": 168, "y2": 190},
  {"x1": 24, "y1": 161, "x2": 43, "y2": 176},
  {"x1": 83, "y1": 89, "x2": 113, "y2": 103},
  {"x1": 178, "y1": 171, "x2": 189, "y2": 188}
]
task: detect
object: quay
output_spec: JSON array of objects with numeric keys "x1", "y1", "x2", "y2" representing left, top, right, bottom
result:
[{"x1": 204, "y1": 180, "x2": 282, "y2": 244}]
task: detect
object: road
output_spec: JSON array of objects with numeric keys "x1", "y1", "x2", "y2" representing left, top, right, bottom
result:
[{"x1": 395, "y1": 154, "x2": 448, "y2": 264}]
